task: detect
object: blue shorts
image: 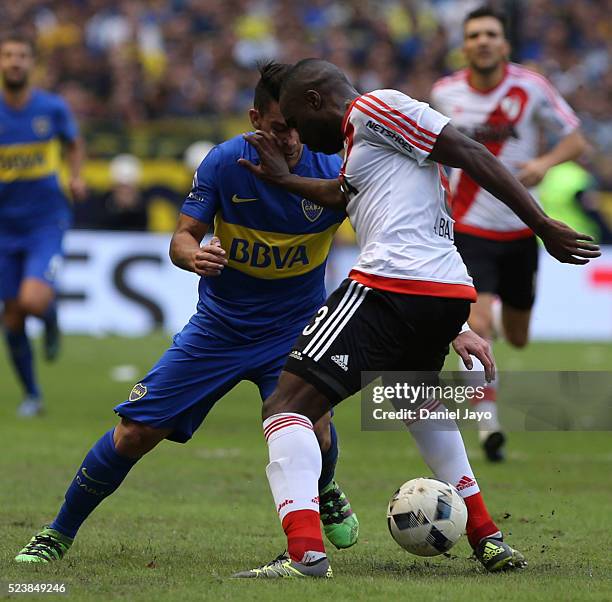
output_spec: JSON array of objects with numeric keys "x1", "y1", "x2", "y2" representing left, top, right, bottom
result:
[
  {"x1": 114, "y1": 320, "x2": 302, "y2": 443},
  {"x1": 0, "y1": 223, "x2": 65, "y2": 301}
]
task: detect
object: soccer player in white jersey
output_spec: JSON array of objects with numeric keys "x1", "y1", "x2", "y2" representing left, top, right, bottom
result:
[
  {"x1": 233, "y1": 58, "x2": 598, "y2": 578},
  {"x1": 430, "y1": 6, "x2": 587, "y2": 461}
]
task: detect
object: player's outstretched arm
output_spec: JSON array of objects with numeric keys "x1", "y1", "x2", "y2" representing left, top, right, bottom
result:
[
  {"x1": 170, "y1": 214, "x2": 227, "y2": 277},
  {"x1": 429, "y1": 124, "x2": 601, "y2": 265},
  {"x1": 239, "y1": 130, "x2": 346, "y2": 210}
]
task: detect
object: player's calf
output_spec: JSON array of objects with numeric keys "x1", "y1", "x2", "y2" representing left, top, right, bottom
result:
[
  {"x1": 264, "y1": 374, "x2": 359, "y2": 549},
  {"x1": 501, "y1": 305, "x2": 532, "y2": 348},
  {"x1": 113, "y1": 418, "x2": 172, "y2": 458},
  {"x1": 262, "y1": 371, "x2": 330, "y2": 423},
  {"x1": 504, "y1": 328, "x2": 529, "y2": 348},
  {"x1": 14, "y1": 421, "x2": 169, "y2": 562},
  {"x1": 3, "y1": 302, "x2": 43, "y2": 415}
]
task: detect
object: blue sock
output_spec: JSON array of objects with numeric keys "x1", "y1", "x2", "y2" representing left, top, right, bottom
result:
[
  {"x1": 319, "y1": 421, "x2": 339, "y2": 491},
  {"x1": 50, "y1": 429, "x2": 138, "y2": 539},
  {"x1": 4, "y1": 329, "x2": 39, "y2": 397},
  {"x1": 42, "y1": 301, "x2": 57, "y2": 330}
]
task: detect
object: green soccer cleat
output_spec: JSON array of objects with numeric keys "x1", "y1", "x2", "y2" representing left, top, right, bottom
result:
[
  {"x1": 320, "y1": 480, "x2": 359, "y2": 549},
  {"x1": 474, "y1": 537, "x2": 527, "y2": 572},
  {"x1": 14, "y1": 527, "x2": 73, "y2": 563},
  {"x1": 232, "y1": 551, "x2": 332, "y2": 579}
]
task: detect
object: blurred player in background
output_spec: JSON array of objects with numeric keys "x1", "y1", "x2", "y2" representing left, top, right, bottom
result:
[
  {"x1": 14, "y1": 62, "x2": 359, "y2": 564},
  {"x1": 430, "y1": 7, "x2": 587, "y2": 461},
  {"x1": 0, "y1": 33, "x2": 86, "y2": 417},
  {"x1": 233, "y1": 58, "x2": 598, "y2": 578}
]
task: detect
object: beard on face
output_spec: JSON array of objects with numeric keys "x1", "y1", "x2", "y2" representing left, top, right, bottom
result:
[
  {"x1": 469, "y1": 53, "x2": 505, "y2": 76},
  {"x1": 2, "y1": 70, "x2": 28, "y2": 91}
]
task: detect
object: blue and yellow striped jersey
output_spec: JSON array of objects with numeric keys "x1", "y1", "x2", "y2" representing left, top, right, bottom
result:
[
  {"x1": 0, "y1": 89, "x2": 78, "y2": 240},
  {"x1": 181, "y1": 134, "x2": 344, "y2": 342}
]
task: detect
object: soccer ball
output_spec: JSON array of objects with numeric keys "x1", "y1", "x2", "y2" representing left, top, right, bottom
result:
[{"x1": 387, "y1": 477, "x2": 467, "y2": 557}]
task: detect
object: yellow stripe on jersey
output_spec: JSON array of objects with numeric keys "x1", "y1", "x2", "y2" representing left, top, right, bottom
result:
[
  {"x1": 0, "y1": 139, "x2": 62, "y2": 182},
  {"x1": 214, "y1": 214, "x2": 340, "y2": 280}
]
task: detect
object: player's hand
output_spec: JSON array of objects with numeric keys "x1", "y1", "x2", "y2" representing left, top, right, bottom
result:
[
  {"x1": 193, "y1": 236, "x2": 227, "y2": 277},
  {"x1": 516, "y1": 158, "x2": 550, "y2": 188},
  {"x1": 538, "y1": 218, "x2": 601, "y2": 265},
  {"x1": 452, "y1": 330, "x2": 495, "y2": 383},
  {"x1": 238, "y1": 130, "x2": 290, "y2": 184},
  {"x1": 69, "y1": 176, "x2": 88, "y2": 202}
]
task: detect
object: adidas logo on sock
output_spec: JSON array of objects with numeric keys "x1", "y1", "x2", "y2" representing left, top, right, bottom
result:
[
  {"x1": 456, "y1": 475, "x2": 477, "y2": 491},
  {"x1": 331, "y1": 355, "x2": 349, "y2": 371}
]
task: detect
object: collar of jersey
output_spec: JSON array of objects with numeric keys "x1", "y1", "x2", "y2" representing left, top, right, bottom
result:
[{"x1": 342, "y1": 96, "x2": 361, "y2": 138}]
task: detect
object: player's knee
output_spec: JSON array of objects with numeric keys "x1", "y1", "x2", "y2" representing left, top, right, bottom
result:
[
  {"x1": 114, "y1": 418, "x2": 166, "y2": 458},
  {"x1": 18, "y1": 293, "x2": 51, "y2": 318}
]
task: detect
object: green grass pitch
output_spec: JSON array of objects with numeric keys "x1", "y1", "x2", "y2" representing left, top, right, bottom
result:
[{"x1": 1, "y1": 336, "x2": 611, "y2": 601}]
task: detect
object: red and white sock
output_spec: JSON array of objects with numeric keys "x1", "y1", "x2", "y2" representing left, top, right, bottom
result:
[
  {"x1": 263, "y1": 413, "x2": 326, "y2": 562},
  {"x1": 407, "y1": 405, "x2": 500, "y2": 548},
  {"x1": 458, "y1": 351, "x2": 501, "y2": 441}
]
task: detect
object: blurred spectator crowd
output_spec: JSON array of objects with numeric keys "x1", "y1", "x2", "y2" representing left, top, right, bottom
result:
[
  {"x1": 3, "y1": 0, "x2": 610, "y2": 144},
  {"x1": 2, "y1": 0, "x2": 611, "y2": 235}
]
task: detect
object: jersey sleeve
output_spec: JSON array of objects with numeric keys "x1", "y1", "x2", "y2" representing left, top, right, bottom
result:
[
  {"x1": 180, "y1": 145, "x2": 222, "y2": 224},
  {"x1": 353, "y1": 90, "x2": 450, "y2": 166},
  {"x1": 55, "y1": 97, "x2": 79, "y2": 142},
  {"x1": 533, "y1": 76, "x2": 580, "y2": 136}
]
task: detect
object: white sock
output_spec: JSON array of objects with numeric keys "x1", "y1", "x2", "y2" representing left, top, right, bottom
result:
[
  {"x1": 408, "y1": 404, "x2": 480, "y2": 498},
  {"x1": 458, "y1": 353, "x2": 501, "y2": 440},
  {"x1": 263, "y1": 413, "x2": 321, "y2": 522}
]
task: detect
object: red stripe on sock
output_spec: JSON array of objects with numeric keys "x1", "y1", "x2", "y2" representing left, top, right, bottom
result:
[
  {"x1": 264, "y1": 419, "x2": 313, "y2": 442},
  {"x1": 263, "y1": 414, "x2": 312, "y2": 435},
  {"x1": 282, "y1": 509, "x2": 325, "y2": 562},
  {"x1": 263, "y1": 415, "x2": 312, "y2": 439},
  {"x1": 464, "y1": 491, "x2": 499, "y2": 548}
]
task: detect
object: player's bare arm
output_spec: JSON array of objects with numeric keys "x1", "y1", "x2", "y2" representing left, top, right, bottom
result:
[
  {"x1": 517, "y1": 129, "x2": 587, "y2": 187},
  {"x1": 239, "y1": 130, "x2": 346, "y2": 210},
  {"x1": 429, "y1": 124, "x2": 600, "y2": 265},
  {"x1": 169, "y1": 214, "x2": 227, "y2": 277},
  {"x1": 64, "y1": 136, "x2": 87, "y2": 202}
]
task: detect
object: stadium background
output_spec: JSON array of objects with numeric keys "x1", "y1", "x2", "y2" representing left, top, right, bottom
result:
[
  {"x1": 1, "y1": 2, "x2": 611, "y2": 600},
  {"x1": 3, "y1": 0, "x2": 611, "y2": 339}
]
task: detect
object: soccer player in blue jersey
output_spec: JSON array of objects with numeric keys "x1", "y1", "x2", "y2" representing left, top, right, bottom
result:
[
  {"x1": 0, "y1": 34, "x2": 86, "y2": 417},
  {"x1": 15, "y1": 62, "x2": 359, "y2": 563}
]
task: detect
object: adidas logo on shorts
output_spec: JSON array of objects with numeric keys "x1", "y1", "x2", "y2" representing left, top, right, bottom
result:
[{"x1": 331, "y1": 354, "x2": 349, "y2": 372}]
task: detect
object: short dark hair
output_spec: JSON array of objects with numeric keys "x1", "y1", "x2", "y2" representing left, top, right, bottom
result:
[
  {"x1": 0, "y1": 32, "x2": 36, "y2": 53},
  {"x1": 463, "y1": 6, "x2": 508, "y2": 38},
  {"x1": 280, "y1": 58, "x2": 351, "y2": 98},
  {"x1": 253, "y1": 61, "x2": 292, "y2": 114}
]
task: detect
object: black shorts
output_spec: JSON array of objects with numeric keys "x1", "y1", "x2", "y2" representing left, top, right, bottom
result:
[
  {"x1": 284, "y1": 278, "x2": 471, "y2": 403},
  {"x1": 454, "y1": 232, "x2": 539, "y2": 310}
]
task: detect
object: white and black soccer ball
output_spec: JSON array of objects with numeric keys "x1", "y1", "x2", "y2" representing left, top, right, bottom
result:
[{"x1": 387, "y1": 477, "x2": 467, "y2": 557}]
